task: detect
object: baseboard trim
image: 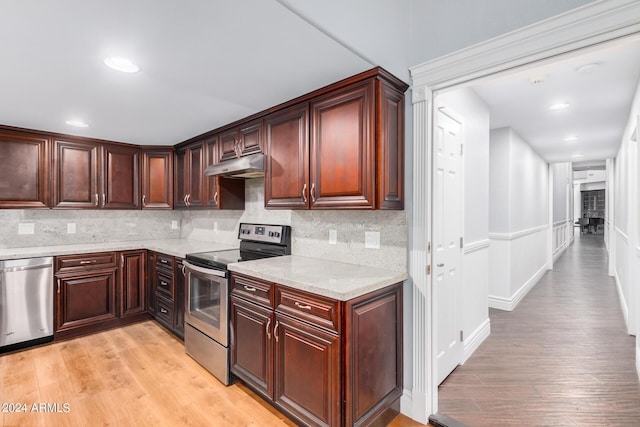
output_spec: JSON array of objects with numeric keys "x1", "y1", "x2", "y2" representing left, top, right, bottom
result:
[
  {"x1": 553, "y1": 240, "x2": 569, "y2": 262},
  {"x1": 400, "y1": 388, "x2": 428, "y2": 424},
  {"x1": 636, "y1": 344, "x2": 640, "y2": 381},
  {"x1": 488, "y1": 263, "x2": 549, "y2": 311},
  {"x1": 613, "y1": 272, "x2": 630, "y2": 330},
  {"x1": 461, "y1": 318, "x2": 490, "y2": 364}
]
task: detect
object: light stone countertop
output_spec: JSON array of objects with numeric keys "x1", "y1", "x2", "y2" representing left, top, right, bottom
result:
[
  {"x1": 228, "y1": 255, "x2": 408, "y2": 301},
  {"x1": 0, "y1": 239, "x2": 239, "y2": 260}
]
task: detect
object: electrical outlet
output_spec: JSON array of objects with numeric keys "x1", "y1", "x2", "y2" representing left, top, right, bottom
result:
[
  {"x1": 171, "y1": 220, "x2": 178, "y2": 230},
  {"x1": 67, "y1": 223, "x2": 76, "y2": 234},
  {"x1": 365, "y1": 231, "x2": 380, "y2": 249},
  {"x1": 329, "y1": 229, "x2": 337, "y2": 245},
  {"x1": 18, "y1": 223, "x2": 35, "y2": 235}
]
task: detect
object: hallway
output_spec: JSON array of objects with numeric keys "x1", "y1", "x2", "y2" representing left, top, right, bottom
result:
[{"x1": 438, "y1": 234, "x2": 640, "y2": 426}]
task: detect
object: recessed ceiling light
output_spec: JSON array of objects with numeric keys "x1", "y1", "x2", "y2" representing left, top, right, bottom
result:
[
  {"x1": 564, "y1": 135, "x2": 579, "y2": 142},
  {"x1": 104, "y1": 57, "x2": 139, "y2": 73},
  {"x1": 550, "y1": 103, "x2": 570, "y2": 110},
  {"x1": 572, "y1": 153, "x2": 585, "y2": 158},
  {"x1": 65, "y1": 120, "x2": 89, "y2": 128},
  {"x1": 576, "y1": 63, "x2": 600, "y2": 74}
]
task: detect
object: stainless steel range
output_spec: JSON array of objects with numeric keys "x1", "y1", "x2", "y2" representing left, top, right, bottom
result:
[{"x1": 183, "y1": 223, "x2": 291, "y2": 384}]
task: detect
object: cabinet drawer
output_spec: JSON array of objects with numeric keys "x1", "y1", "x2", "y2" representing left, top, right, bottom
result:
[
  {"x1": 156, "y1": 253, "x2": 174, "y2": 269},
  {"x1": 157, "y1": 271, "x2": 173, "y2": 299},
  {"x1": 231, "y1": 274, "x2": 273, "y2": 308},
  {"x1": 56, "y1": 252, "x2": 117, "y2": 273},
  {"x1": 156, "y1": 295, "x2": 174, "y2": 327},
  {"x1": 275, "y1": 286, "x2": 340, "y2": 334}
]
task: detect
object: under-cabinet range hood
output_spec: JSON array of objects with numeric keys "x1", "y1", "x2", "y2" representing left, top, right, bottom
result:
[{"x1": 204, "y1": 153, "x2": 264, "y2": 178}]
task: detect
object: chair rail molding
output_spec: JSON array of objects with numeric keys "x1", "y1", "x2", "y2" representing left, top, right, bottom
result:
[{"x1": 407, "y1": 0, "x2": 640, "y2": 422}]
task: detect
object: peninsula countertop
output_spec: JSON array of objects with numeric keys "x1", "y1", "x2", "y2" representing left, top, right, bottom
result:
[{"x1": 228, "y1": 255, "x2": 408, "y2": 301}]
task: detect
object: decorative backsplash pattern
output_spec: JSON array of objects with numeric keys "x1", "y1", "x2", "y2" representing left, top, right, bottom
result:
[{"x1": 1, "y1": 179, "x2": 407, "y2": 271}]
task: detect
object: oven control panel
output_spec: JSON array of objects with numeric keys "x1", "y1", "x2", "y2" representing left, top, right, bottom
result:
[{"x1": 238, "y1": 223, "x2": 288, "y2": 244}]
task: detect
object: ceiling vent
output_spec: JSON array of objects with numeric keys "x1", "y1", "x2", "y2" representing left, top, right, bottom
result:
[{"x1": 529, "y1": 75, "x2": 546, "y2": 85}]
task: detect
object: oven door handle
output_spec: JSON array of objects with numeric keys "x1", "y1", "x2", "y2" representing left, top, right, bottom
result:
[{"x1": 183, "y1": 261, "x2": 227, "y2": 278}]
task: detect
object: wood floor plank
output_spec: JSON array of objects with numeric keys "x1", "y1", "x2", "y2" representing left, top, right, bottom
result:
[{"x1": 438, "y1": 233, "x2": 640, "y2": 426}]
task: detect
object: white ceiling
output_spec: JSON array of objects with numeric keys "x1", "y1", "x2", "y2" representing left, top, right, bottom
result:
[
  {"x1": 470, "y1": 36, "x2": 640, "y2": 164},
  {"x1": 0, "y1": 0, "x2": 372, "y2": 146}
]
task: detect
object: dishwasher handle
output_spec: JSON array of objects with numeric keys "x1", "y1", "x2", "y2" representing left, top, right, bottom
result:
[{"x1": 0, "y1": 263, "x2": 53, "y2": 273}]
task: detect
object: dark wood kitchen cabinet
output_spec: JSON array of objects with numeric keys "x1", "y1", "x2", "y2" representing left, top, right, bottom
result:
[
  {"x1": 219, "y1": 118, "x2": 263, "y2": 162},
  {"x1": 52, "y1": 139, "x2": 140, "y2": 209},
  {"x1": 230, "y1": 273, "x2": 402, "y2": 427},
  {"x1": 54, "y1": 251, "x2": 150, "y2": 340},
  {"x1": 142, "y1": 147, "x2": 173, "y2": 209},
  {"x1": 0, "y1": 129, "x2": 50, "y2": 208},
  {"x1": 204, "y1": 136, "x2": 245, "y2": 210},
  {"x1": 119, "y1": 250, "x2": 147, "y2": 318},
  {"x1": 174, "y1": 141, "x2": 205, "y2": 209},
  {"x1": 264, "y1": 68, "x2": 407, "y2": 210},
  {"x1": 147, "y1": 251, "x2": 185, "y2": 339}
]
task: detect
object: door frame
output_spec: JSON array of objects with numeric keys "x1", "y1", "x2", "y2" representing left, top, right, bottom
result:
[{"x1": 405, "y1": 0, "x2": 640, "y2": 422}]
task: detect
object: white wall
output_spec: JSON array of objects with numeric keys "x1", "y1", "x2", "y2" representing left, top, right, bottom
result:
[
  {"x1": 552, "y1": 163, "x2": 574, "y2": 261},
  {"x1": 488, "y1": 128, "x2": 550, "y2": 310},
  {"x1": 437, "y1": 87, "x2": 490, "y2": 361}
]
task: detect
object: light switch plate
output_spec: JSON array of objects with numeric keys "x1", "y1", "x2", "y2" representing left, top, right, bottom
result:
[
  {"x1": 171, "y1": 220, "x2": 178, "y2": 230},
  {"x1": 365, "y1": 231, "x2": 380, "y2": 249},
  {"x1": 18, "y1": 223, "x2": 35, "y2": 235},
  {"x1": 67, "y1": 223, "x2": 76, "y2": 234},
  {"x1": 329, "y1": 229, "x2": 337, "y2": 245}
]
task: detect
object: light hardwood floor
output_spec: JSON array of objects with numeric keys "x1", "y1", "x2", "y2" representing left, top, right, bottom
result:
[
  {"x1": 1, "y1": 320, "x2": 423, "y2": 426},
  {"x1": 438, "y1": 233, "x2": 640, "y2": 426}
]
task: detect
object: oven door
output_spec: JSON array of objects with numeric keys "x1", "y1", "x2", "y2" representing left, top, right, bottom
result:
[{"x1": 183, "y1": 261, "x2": 228, "y2": 347}]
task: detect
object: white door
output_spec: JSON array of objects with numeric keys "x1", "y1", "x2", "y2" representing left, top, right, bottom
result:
[{"x1": 434, "y1": 108, "x2": 463, "y2": 385}]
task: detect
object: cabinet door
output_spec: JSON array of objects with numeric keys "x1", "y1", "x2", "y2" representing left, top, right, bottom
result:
[
  {"x1": 119, "y1": 251, "x2": 146, "y2": 318},
  {"x1": 205, "y1": 136, "x2": 220, "y2": 208},
  {"x1": 147, "y1": 251, "x2": 157, "y2": 316},
  {"x1": 173, "y1": 259, "x2": 185, "y2": 338},
  {"x1": 142, "y1": 149, "x2": 173, "y2": 209},
  {"x1": 238, "y1": 119, "x2": 263, "y2": 157},
  {"x1": 230, "y1": 296, "x2": 274, "y2": 400},
  {"x1": 174, "y1": 147, "x2": 188, "y2": 208},
  {"x1": 53, "y1": 139, "x2": 100, "y2": 208},
  {"x1": 103, "y1": 144, "x2": 140, "y2": 209},
  {"x1": 273, "y1": 314, "x2": 341, "y2": 427},
  {"x1": 264, "y1": 104, "x2": 309, "y2": 209},
  {"x1": 377, "y1": 82, "x2": 405, "y2": 209},
  {"x1": 0, "y1": 131, "x2": 50, "y2": 208},
  {"x1": 55, "y1": 269, "x2": 117, "y2": 333},
  {"x1": 219, "y1": 129, "x2": 239, "y2": 162},
  {"x1": 310, "y1": 80, "x2": 375, "y2": 209},
  {"x1": 187, "y1": 142, "x2": 205, "y2": 207}
]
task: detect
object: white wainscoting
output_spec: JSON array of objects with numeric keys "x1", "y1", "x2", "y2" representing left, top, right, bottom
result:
[
  {"x1": 462, "y1": 318, "x2": 490, "y2": 364},
  {"x1": 552, "y1": 219, "x2": 573, "y2": 262},
  {"x1": 489, "y1": 225, "x2": 550, "y2": 311},
  {"x1": 461, "y1": 239, "x2": 491, "y2": 363},
  {"x1": 615, "y1": 227, "x2": 630, "y2": 328}
]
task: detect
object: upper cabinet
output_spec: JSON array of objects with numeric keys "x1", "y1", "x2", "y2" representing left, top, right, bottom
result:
[
  {"x1": 142, "y1": 148, "x2": 173, "y2": 209},
  {"x1": 52, "y1": 139, "x2": 140, "y2": 209},
  {"x1": 0, "y1": 129, "x2": 50, "y2": 208},
  {"x1": 219, "y1": 118, "x2": 263, "y2": 162},
  {"x1": 174, "y1": 141, "x2": 205, "y2": 209},
  {"x1": 265, "y1": 68, "x2": 407, "y2": 210},
  {"x1": 205, "y1": 136, "x2": 245, "y2": 210}
]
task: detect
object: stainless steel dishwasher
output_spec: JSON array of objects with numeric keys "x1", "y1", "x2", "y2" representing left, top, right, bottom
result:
[{"x1": 0, "y1": 257, "x2": 54, "y2": 352}]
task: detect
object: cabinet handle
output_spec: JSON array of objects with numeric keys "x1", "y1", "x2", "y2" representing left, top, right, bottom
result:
[
  {"x1": 181, "y1": 264, "x2": 186, "y2": 277},
  {"x1": 302, "y1": 183, "x2": 307, "y2": 203},
  {"x1": 102, "y1": 193, "x2": 106, "y2": 206},
  {"x1": 160, "y1": 307, "x2": 168, "y2": 314},
  {"x1": 57, "y1": 279, "x2": 61, "y2": 294},
  {"x1": 160, "y1": 281, "x2": 168, "y2": 286},
  {"x1": 187, "y1": 194, "x2": 192, "y2": 206},
  {"x1": 243, "y1": 285, "x2": 257, "y2": 292},
  {"x1": 311, "y1": 183, "x2": 316, "y2": 203},
  {"x1": 120, "y1": 254, "x2": 124, "y2": 266},
  {"x1": 183, "y1": 194, "x2": 188, "y2": 206},
  {"x1": 214, "y1": 191, "x2": 219, "y2": 205},
  {"x1": 160, "y1": 259, "x2": 169, "y2": 264},
  {"x1": 79, "y1": 260, "x2": 96, "y2": 265},
  {"x1": 266, "y1": 318, "x2": 271, "y2": 340},
  {"x1": 294, "y1": 301, "x2": 312, "y2": 311},
  {"x1": 142, "y1": 194, "x2": 146, "y2": 207},
  {"x1": 274, "y1": 321, "x2": 279, "y2": 343},
  {"x1": 95, "y1": 193, "x2": 99, "y2": 207}
]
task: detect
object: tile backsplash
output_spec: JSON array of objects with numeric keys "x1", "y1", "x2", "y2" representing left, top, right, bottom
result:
[{"x1": 2, "y1": 179, "x2": 407, "y2": 271}]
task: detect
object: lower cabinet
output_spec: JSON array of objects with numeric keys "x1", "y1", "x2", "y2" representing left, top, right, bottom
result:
[
  {"x1": 147, "y1": 251, "x2": 185, "y2": 339},
  {"x1": 54, "y1": 250, "x2": 150, "y2": 340},
  {"x1": 230, "y1": 273, "x2": 402, "y2": 427}
]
